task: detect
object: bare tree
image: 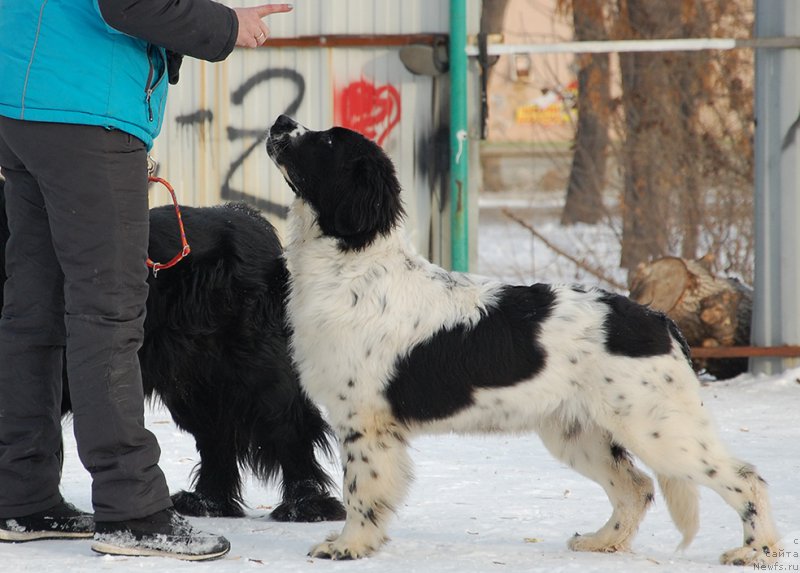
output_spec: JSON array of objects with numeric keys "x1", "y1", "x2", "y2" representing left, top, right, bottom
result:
[
  {"x1": 498, "y1": 0, "x2": 755, "y2": 285},
  {"x1": 481, "y1": 0, "x2": 511, "y2": 36},
  {"x1": 616, "y1": 0, "x2": 685, "y2": 270},
  {"x1": 560, "y1": 0, "x2": 611, "y2": 225},
  {"x1": 614, "y1": 0, "x2": 753, "y2": 276}
]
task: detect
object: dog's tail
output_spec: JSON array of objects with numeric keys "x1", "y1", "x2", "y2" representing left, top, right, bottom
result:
[{"x1": 657, "y1": 474, "x2": 699, "y2": 550}]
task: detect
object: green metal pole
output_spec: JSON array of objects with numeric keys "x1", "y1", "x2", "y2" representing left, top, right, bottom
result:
[{"x1": 449, "y1": 0, "x2": 469, "y2": 272}]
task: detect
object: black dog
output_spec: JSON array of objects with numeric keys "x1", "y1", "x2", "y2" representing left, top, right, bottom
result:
[{"x1": 0, "y1": 178, "x2": 345, "y2": 522}]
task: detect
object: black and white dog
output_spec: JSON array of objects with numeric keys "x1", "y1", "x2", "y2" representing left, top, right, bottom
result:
[
  {"x1": 266, "y1": 115, "x2": 780, "y2": 564},
  {"x1": 0, "y1": 179, "x2": 344, "y2": 522}
]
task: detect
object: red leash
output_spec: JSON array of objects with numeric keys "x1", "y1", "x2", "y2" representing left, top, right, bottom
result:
[{"x1": 146, "y1": 176, "x2": 191, "y2": 276}]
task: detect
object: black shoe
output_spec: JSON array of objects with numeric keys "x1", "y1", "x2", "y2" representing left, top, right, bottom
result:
[
  {"x1": 91, "y1": 508, "x2": 230, "y2": 561},
  {"x1": 0, "y1": 501, "x2": 94, "y2": 542}
]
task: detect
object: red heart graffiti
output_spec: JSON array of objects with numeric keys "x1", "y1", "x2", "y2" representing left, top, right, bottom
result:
[{"x1": 335, "y1": 80, "x2": 401, "y2": 146}]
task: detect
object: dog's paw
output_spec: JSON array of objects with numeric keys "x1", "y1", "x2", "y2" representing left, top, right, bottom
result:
[
  {"x1": 308, "y1": 534, "x2": 377, "y2": 560},
  {"x1": 720, "y1": 544, "x2": 778, "y2": 566},
  {"x1": 567, "y1": 532, "x2": 629, "y2": 553},
  {"x1": 271, "y1": 493, "x2": 346, "y2": 522},
  {"x1": 170, "y1": 490, "x2": 245, "y2": 518}
]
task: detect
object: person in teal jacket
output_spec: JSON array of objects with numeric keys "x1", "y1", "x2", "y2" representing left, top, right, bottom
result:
[{"x1": 0, "y1": 0, "x2": 292, "y2": 561}]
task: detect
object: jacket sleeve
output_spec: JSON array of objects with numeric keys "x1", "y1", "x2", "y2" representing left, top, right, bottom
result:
[{"x1": 97, "y1": 0, "x2": 238, "y2": 62}]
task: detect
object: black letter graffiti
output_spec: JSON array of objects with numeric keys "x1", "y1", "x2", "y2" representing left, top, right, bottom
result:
[
  {"x1": 221, "y1": 68, "x2": 305, "y2": 218},
  {"x1": 175, "y1": 109, "x2": 214, "y2": 126}
]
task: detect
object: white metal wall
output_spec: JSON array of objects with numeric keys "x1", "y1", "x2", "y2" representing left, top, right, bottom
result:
[{"x1": 151, "y1": 1, "x2": 453, "y2": 257}]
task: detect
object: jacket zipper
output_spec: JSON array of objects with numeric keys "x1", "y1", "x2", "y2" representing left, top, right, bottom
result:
[{"x1": 145, "y1": 44, "x2": 166, "y2": 123}]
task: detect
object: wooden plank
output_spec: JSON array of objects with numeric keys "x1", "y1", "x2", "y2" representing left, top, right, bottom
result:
[{"x1": 689, "y1": 346, "x2": 800, "y2": 359}]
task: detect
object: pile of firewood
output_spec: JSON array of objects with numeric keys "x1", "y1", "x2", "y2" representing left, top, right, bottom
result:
[{"x1": 629, "y1": 255, "x2": 752, "y2": 380}]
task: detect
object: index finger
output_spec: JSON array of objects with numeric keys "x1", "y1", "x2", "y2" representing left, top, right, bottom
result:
[{"x1": 255, "y1": 4, "x2": 293, "y2": 17}]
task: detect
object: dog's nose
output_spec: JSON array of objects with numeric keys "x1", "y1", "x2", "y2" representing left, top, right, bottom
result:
[{"x1": 271, "y1": 114, "x2": 297, "y2": 135}]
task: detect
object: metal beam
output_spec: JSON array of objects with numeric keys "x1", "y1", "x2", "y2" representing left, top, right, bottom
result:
[
  {"x1": 752, "y1": 0, "x2": 800, "y2": 374},
  {"x1": 260, "y1": 33, "x2": 447, "y2": 49},
  {"x1": 464, "y1": 36, "x2": 800, "y2": 56}
]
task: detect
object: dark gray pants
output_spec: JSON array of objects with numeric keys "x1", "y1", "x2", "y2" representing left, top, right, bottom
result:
[{"x1": 0, "y1": 117, "x2": 171, "y2": 521}]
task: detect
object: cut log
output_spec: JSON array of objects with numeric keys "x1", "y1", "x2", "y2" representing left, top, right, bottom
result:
[{"x1": 628, "y1": 255, "x2": 752, "y2": 379}]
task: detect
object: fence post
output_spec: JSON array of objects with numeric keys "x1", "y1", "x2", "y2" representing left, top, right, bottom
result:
[
  {"x1": 751, "y1": 0, "x2": 800, "y2": 374},
  {"x1": 449, "y1": 0, "x2": 469, "y2": 272}
]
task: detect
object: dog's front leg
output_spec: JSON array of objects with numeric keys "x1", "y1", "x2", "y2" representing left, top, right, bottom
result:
[{"x1": 309, "y1": 420, "x2": 412, "y2": 560}]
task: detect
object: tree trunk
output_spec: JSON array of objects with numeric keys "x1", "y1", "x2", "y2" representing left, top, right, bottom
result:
[
  {"x1": 480, "y1": 0, "x2": 511, "y2": 35},
  {"x1": 618, "y1": 0, "x2": 683, "y2": 271},
  {"x1": 562, "y1": 0, "x2": 611, "y2": 225},
  {"x1": 677, "y1": 3, "x2": 711, "y2": 260}
]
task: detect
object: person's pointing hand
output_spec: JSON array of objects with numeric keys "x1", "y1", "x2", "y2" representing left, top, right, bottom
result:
[{"x1": 234, "y1": 4, "x2": 293, "y2": 48}]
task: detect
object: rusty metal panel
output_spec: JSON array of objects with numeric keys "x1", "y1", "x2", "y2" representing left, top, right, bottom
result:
[{"x1": 151, "y1": 1, "x2": 453, "y2": 257}]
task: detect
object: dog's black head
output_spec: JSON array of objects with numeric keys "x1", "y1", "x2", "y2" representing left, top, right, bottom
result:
[{"x1": 266, "y1": 115, "x2": 405, "y2": 251}]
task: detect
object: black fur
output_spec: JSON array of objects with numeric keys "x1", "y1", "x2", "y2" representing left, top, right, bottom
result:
[
  {"x1": 597, "y1": 292, "x2": 686, "y2": 358},
  {"x1": 0, "y1": 179, "x2": 344, "y2": 522},
  {"x1": 386, "y1": 284, "x2": 556, "y2": 423}
]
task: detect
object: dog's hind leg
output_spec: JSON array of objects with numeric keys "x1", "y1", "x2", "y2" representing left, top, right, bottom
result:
[
  {"x1": 308, "y1": 415, "x2": 412, "y2": 560},
  {"x1": 713, "y1": 464, "x2": 781, "y2": 566},
  {"x1": 660, "y1": 463, "x2": 779, "y2": 566},
  {"x1": 633, "y1": 444, "x2": 779, "y2": 565},
  {"x1": 632, "y1": 442, "x2": 779, "y2": 565},
  {"x1": 537, "y1": 416, "x2": 655, "y2": 553},
  {"x1": 600, "y1": 370, "x2": 781, "y2": 566}
]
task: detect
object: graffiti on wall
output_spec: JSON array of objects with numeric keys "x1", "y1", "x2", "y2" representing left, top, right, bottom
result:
[
  {"x1": 172, "y1": 72, "x2": 405, "y2": 217},
  {"x1": 222, "y1": 68, "x2": 305, "y2": 218},
  {"x1": 334, "y1": 79, "x2": 401, "y2": 146},
  {"x1": 174, "y1": 67, "x2": 305, "y2": 219}
]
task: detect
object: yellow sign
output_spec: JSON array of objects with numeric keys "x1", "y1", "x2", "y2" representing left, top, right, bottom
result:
[{"x1": 515, "y1": 104, "x2": 572, "y2": 125}]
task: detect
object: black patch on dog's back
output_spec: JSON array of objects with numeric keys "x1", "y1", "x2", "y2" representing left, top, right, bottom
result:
[
  {"x1": 598, "y1": 292, "x2": 681, "y2": 358},
  {"x1": 385, "y1": 284, "x2": 556, "y2": 423}
]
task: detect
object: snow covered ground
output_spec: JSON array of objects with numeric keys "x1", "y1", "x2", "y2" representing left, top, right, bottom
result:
[
  {"x1": 2, "y1": 195, "x2": 798, "y2": 572},
  {"x1": 5, "y1": 373, "x2": 798, "y2": 572}
]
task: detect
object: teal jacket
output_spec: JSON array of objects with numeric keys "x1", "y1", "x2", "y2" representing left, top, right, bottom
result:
[{"x1": 0, "y1": 0, "x2": 238, "y2": 150}]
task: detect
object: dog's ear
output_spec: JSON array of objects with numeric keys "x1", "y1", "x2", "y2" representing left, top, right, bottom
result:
[{"x1": 331, "y1": 154, "x2": 404, "y2": 249}]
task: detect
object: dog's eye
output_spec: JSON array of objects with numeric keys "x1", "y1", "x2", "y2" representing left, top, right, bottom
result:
[{"x1": 323, "y1": 135, "x2": 333, "y2": 146}]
